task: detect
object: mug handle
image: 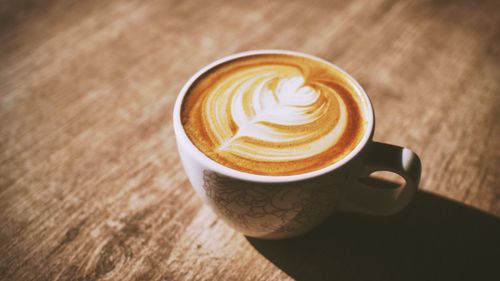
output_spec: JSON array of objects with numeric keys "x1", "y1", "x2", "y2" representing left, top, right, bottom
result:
[{"x1": 338, "y1": 141, "x2": 422, "y2": 215}]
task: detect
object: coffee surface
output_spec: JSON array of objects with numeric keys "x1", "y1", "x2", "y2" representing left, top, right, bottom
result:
[{"x1": 181, "y1": 54, "x2": 367, "y2": 175}]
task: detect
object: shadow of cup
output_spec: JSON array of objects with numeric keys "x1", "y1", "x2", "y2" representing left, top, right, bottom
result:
[{"x1": 247, "y1": 178, "x2": 500, "y2": 281}]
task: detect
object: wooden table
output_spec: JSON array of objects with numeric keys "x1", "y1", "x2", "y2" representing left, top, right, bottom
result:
[{"x1": 1, "y1": 0, "x2": 499, "y2": 280}]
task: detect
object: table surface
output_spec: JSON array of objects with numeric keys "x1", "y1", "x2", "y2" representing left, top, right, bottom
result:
[{"x1": 1, "y1": 0, "x2": 499, "y2": 280}]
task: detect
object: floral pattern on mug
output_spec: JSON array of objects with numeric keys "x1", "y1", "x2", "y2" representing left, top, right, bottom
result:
[{"x1": 202, "y1": 170, "x2": 346, "y2": 236}]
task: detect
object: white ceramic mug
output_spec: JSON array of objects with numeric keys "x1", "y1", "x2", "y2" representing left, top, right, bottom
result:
[{"x1": 173, "y1": 50, "x2": 421, "y2": 239}]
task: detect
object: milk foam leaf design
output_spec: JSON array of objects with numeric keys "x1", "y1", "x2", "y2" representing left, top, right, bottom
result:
[
  {"x1": 209, "y1": 67, "x2": 349, "y2": 162},
  {"x1": 218, "y1": 76, "x2": 318, "y2": 149},
  {"x1": 183, "y1": 54, "x2": 366, "y2": 175}
]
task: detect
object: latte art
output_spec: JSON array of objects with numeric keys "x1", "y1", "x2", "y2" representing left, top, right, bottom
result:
[
  {"x1": 182, "y1": 54, "x2": 366, "y2": 175},
  {"x1": 209, "y1": 70, "x2": 346, "y2": 161}
]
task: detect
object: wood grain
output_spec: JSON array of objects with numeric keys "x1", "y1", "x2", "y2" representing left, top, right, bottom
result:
[{"x1": 1, "y1": 0, "x2": 499, "y2": 280}]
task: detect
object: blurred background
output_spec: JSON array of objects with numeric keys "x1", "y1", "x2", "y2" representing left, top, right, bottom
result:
[{"x1": 1, "y1": 0, "x2": 499, "y2": 280}]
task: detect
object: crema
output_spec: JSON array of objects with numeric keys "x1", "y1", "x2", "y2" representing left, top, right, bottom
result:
[{"x1": 181, "y1": 54, "x2": 367, "y2": 175}]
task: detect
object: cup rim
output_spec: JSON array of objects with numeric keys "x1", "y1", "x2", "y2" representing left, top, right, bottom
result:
[{"x1": 173, "y1": 49, "x2": 374, "y2": 183}]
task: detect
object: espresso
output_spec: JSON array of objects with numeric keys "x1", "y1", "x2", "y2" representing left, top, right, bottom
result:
[{"x1": 181, "y1": 53, "x2": 367, "y2": 176}]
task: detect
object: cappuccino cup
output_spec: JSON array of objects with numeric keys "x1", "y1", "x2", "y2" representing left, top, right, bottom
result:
[{"x1": 173, "y1": 50, "x2": 421, "y2": 239}]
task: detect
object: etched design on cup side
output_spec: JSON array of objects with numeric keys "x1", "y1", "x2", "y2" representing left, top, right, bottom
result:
[{"x1": 202, "y1": 170, "x2": 343, "y2": 236}]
